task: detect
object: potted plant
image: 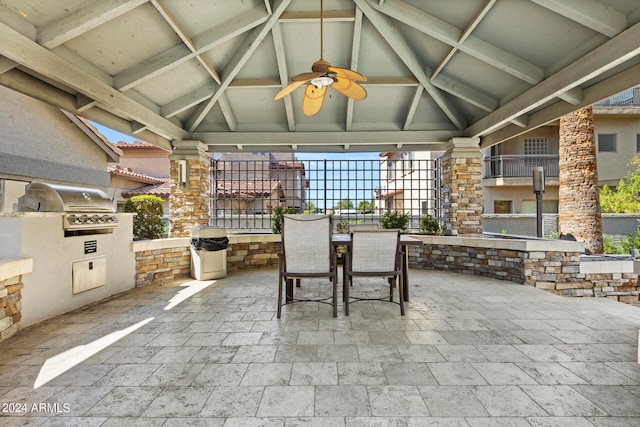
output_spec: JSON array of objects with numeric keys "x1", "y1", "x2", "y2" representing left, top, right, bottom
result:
[
  {"x1": 380, "y1": 211, "x2": 409, "y2": 231},
  {"x1": 419, "y1": 214, "x2": 441, "y2": 235}
]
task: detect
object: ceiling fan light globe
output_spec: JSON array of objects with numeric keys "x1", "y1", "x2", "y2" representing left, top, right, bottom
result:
[{"x1": 310, "y1": 76, "x2": 334, "y2": 88}]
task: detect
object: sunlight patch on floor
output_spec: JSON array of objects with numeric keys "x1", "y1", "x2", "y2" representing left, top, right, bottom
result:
[
  {"x1": 163, "y1": 279, "x2": 216, "y2": 311},
  {"x1": 33, "y1": 317, "x2": 154, "y2": 389}
]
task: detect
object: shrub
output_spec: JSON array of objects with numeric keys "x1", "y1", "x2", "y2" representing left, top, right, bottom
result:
[
  {"x1": 419, "y1": 214, "x2": 440, "y2": 235},
  {"x1": 620, "y1": 229, "x2": 640, "y2": 254},
  {"x1": 123, "y1": 195, "x2": 164, "y2": 240},
  {"x1": 271, "y1": 205, "x2": 297, "y2": 234},
  {"x1": 603, "y1": 235, "x2": 623, "y2": 254},
  {"x1": 380, "y1": 211, "x2": 408, "y2": 231}
]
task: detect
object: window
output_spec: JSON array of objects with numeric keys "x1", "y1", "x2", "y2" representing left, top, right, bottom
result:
[
  {"x1": 598, "y1": 134, "x2": 617, "y2": 152},
  {"x1": 524, "y1": 138, "x2": 548, "y2": 155},
  {"x1": 494, "y1": 200, "x2": 512, "y2": 214},
  {"x1": 522, "y1": 200, "x2": 559, "y2": 214},
  {"x1": 403, "y1": 152, "x2": 414, "y2": 174}
]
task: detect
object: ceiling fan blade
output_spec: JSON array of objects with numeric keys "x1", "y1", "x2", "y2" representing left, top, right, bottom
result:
[
  {"x1": 302, "y1": 84, "x2": 327, "y2": 116},
  {"x1": 292, "y1": 71, "x2": 325, "y2": 82},
  {"x1": 274, "y1": 80, "x2": 308, "y2": 100},
  {"x1": 328, "y1": 66, "x2": 367, "y2": 82},
  {"x1": 331, "y1": 78, "x2": 367, "y2": 100}
]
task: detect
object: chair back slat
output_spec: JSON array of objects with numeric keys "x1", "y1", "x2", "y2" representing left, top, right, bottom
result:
[
  {"x1": 350, "y1": 230, "x2": 400, "y2": 272},
  {"x1": 283, "y1": 214, "x2": 331, "y2": 274}
]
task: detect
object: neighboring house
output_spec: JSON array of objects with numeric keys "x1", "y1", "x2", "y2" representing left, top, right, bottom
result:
[
  {"x1": 0, "y1": 85, "x2": 120, "y2": 212},
  {"x1": 376, "y1": 88, "x2": 640, "y2": 228},
  {"x1": 213, "y1": 152, "x2": 307, "y2": 213},
  {"x1": 108, "y1": 164, "x2": 170, "y2": 214},
  {"x1": 482, "y1": 87, "x2": 640, "y2": 214},
  {"x1": 378, "y1": 151, "x2": 442, "y2": 218},
  {"x1": 216, "y1": 180, "x2": 285, "y2": 214},
  {"x1": 110, "y1": 141, "x2": 170, "y2": 178},
  {"x1": 107, "y1": 141, "x2": 170, "y2": 214}
]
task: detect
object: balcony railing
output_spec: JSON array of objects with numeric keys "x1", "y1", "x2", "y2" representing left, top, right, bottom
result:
[
  {"x1": 483, "y1": 155, "x2": 559, "y2": 179},
  {"x1": 594, "y1": 87, "x2": 640, "y2": 106}
]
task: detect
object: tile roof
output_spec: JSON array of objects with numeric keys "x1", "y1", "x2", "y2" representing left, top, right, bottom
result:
[
  {"x1": 121, "y1": 180, "x2": 170, "y2": 198},
  {"x1": 377, "y1": 189, "x2": 404, "y2": 199},
  {"x1": 114, "y1": 141, "x2": 164, "y2": 149},
  {"x1": 108, "y1": 165, "x2": 166, "y2": 184},
  {"x1": 216, "y1": 179, "x2": 283, "y2": 199},
  {"x1": 270, "y1": 161, "x2": 304, "y2": 170}
]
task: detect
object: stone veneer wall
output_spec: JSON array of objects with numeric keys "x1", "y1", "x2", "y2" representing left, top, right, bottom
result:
[
  {"x1": 130, "y1": 234, "x2": 639, "y2": 304},
  {"x1": 132, "y1": 235, "x2": 279, "y2": 287},
  {"x1": 133, "y1": 238, "x2": 191, "y2": 287},
  {"x1": 0, "y1": 276, "x2": 23, "y2": 341},
  {"x1": 0, "y1": 258, "x2": 32, "y2": 343},
  {"x1": 226, "y1": 235, "x2": 279, "y2": 271},
  {"x1": 409, "y1": 235, "x2": 640, "y2": 304}
]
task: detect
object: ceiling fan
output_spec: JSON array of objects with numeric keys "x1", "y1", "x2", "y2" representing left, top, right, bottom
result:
[{"x1": 273, "y1": 0, "x2": 367, "y2": 116}]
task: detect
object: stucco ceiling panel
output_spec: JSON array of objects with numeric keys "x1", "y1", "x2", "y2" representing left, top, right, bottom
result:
[
  {"x1": 280, "y1": 20, "x2": 355, "y2": 79},
  {"x1": 441, "y1": 51, "x2": 523, "y2": 104},
  {"x1": 195, "y1": 102, "x2": 232, "y2": 132},
  {"x1": 160, "y1": 0, "x2": 265, "y2": 38},
  {"x1": 402, "y1": 0, "x2": 488, "y2": 30},
  {"x1": 1, "y1": 0, "x2": 87, "y2": 27},
  {"x1": 233, "y1": 32, "x2": 280, "y2": 81},
  {"x1": 393, "y1": 23, "x2": 452, "y2": 71},
  {"x1": 226, "y1": 87, "x2": 288, "y2": 125},
  {"x1": 356, "y1": 19, "x2": 413, "y2": 78},
  {"x1": 473, "y1": 0, "x2": 597, "y2": 70},
  {"x1": 133, "y1": 59, "x2": 212, "y2": 106},
  {"x1": 352, "y1": 86, "x2": 417, "y2": 125},
  {"x1": 63, "y1": 4, "x2": 180, "y2": 76},
  {"x1": 200, "y1": 35, "x2": 247, "y2": 76}
]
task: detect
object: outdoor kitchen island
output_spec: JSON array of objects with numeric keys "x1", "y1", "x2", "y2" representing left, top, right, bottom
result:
[{"x1": 0, "y1": 183, "x2": 136, "y2": 327}]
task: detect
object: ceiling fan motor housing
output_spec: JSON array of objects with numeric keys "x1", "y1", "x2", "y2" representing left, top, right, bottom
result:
[{"x1": 311, "y1": 59, "x2": 331, "y2": 73}]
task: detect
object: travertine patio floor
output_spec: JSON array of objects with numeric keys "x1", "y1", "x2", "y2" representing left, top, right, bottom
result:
[{"x1": 1, "y1": 267, "x2": 640, "y2": 426}]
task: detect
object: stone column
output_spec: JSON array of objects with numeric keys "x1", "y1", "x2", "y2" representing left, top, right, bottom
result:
[
  {"x1": 440, "y1": 137, "x2": 483, "y2": 236},
  {"x1": 168, "y1": 140, "x2": 210, "y2": 237},
  {"x1": 558, "y1": 106, "x2": 603, "y2": 254}
]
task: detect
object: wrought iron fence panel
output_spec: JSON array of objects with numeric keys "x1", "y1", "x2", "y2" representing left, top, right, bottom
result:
[{"x1": 210, "y1": 158, "x2": 439, "y2": 233}]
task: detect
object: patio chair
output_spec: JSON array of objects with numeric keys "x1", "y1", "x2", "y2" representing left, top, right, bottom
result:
[
  {"x1": 343, "y1": 229, "x2": 404, "y2": 316},
  {"x1": 347, "y1": 223, "x2": 380, "y2": 232},
  {"x1": 278, "y1": 214, "x2": 338, "y2": 318}
]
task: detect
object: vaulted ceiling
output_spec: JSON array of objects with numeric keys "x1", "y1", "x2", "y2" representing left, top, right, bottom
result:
[{"x1": 1, "y1": 0, "x2": 640, "y2": 153}]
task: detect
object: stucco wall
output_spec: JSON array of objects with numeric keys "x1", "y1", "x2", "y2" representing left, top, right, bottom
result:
[
  {"x1": 594, "y1": 115, "x2": 640, "y2": 186},
  {"x1": 0, "y1": 86, "x2": 112, "y2": 187},
  {"x1": 0, "y1": 213, "x2": 136, "y2": 327}
]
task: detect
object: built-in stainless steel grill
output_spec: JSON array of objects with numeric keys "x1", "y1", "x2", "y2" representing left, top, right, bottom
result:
[{"x1": 18, "y1": 182, "x2": 118, "y2": 230}]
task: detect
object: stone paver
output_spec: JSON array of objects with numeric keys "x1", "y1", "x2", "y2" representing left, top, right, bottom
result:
[{"x1": 1, "y1": 268, "x2": 639, "y2": 424}]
